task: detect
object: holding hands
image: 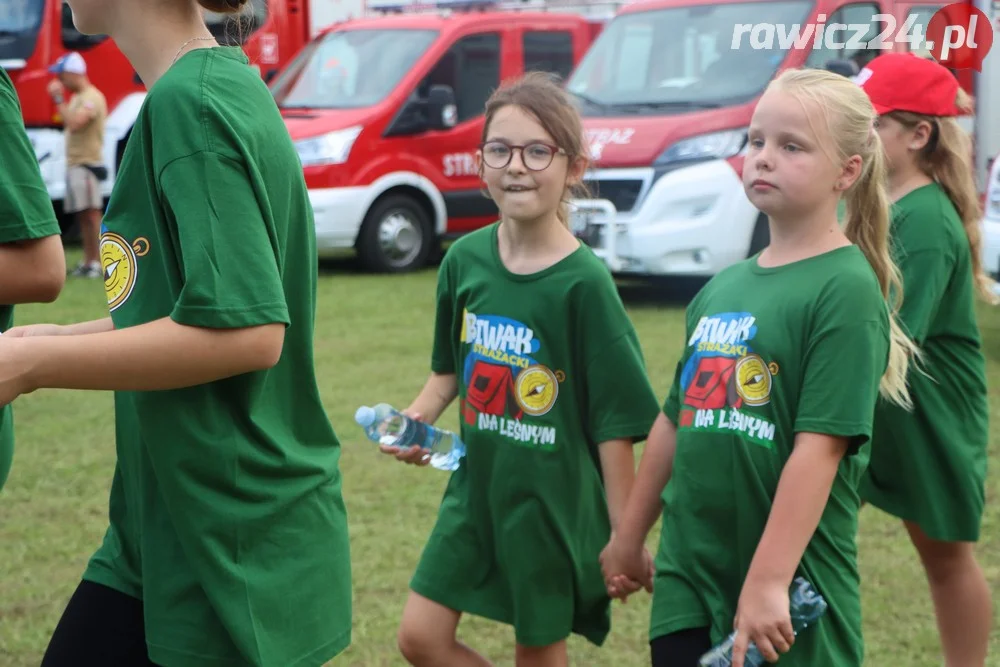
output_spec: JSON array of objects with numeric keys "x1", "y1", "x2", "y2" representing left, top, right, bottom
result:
[{"x1": 599, "y1": 532, "x2": 655, "y2": 603}]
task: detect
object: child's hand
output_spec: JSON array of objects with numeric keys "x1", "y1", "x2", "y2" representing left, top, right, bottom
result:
[
  {"x1": 731, "y1": 577, "x2": 794, "y2": 667},
  {"x1": 599, "y1": 535, "x2": 654, "y2": 601},
  {"x1": 378, "y1": 409, "x2": 432, "y2": 466}
]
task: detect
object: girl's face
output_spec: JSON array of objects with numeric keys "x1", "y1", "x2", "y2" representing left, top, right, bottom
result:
[
  {"x1": 478, "y1": 105, "x2": 583, "y2": 225},
  {"x1": 743, "y1": 87, "x2": 860, "y2": 220},
  {"x1": 875, "y1": 115, "x2": 931, "y2": 176}
]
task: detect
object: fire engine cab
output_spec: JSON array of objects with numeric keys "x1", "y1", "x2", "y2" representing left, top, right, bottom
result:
[
  {"x1": 564, "y1": 0, "x2": 999, "y2": 278},
  {"x1": 271, "y1": 0, "x2": 609, "y2": 273},
  {"x1": 0, "y1": 0, "x2": 359, "y2": 221}
]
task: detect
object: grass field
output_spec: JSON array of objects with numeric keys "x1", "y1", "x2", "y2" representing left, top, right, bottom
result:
[{"x1": 1, "y1": 250, "x2": 998, "y2": 667}]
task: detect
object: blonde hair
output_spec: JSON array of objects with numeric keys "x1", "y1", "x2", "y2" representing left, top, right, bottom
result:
[
  {"x1": 770, "y1": 68, "x2": 918, "y2": 410},
  {"x1": 884, "y1": 88, "x2": 999, "y2": 304},
  {"x1": 480, "y1": 71, "x2": 591, "y2": 227}
]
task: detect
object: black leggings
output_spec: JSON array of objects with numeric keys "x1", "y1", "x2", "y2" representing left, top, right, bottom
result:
[
  {"x1": 42, "y1": 579, "x2": 161, "y2": 666},
  {"x1": 651, "y1": 627, "x2": 713, "y2": 667}
]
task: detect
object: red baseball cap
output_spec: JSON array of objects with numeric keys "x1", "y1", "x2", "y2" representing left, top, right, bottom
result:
[{"x1": 855, "y1": 52, "x2": 968, "y2": 117}]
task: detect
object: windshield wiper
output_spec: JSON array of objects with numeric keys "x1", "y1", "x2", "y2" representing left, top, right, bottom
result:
[
  {"x1": 614, "y1": 100, "x2": 723, "y2": 112},
  {"x1": 570, "y1": 90, "x2": 608, "y2": 111}
]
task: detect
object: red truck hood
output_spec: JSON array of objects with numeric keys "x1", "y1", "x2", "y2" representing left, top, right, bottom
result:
[
  {"x1": 280, "y1": 107, "x2": 375, "y2": 141},
  {"x1": 582, "y1": 109, "x2": 751, "y2": 168}
]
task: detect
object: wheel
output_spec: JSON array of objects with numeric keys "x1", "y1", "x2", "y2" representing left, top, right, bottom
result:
[
  {"x1": 356, "y1": 194, "x2": 434, "y2": 273},
  {"x1": 747, "y1": 213, "x2": 770, "y2": 256}
]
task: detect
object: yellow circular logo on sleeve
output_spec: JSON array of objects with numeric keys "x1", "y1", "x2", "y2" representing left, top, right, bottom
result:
[
  {"x1": 101, "y1": 232, "x2": 139, "y2": 312},
  {"x1": 515, "y1": 364, "x2": 559, "y2": 417},
  {"x1": 735, "y1": 353, "x2": 772, "y2": 406}
]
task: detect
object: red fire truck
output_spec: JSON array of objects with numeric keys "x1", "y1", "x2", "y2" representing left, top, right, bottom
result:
[
  {"x1": 272, "y1": 0, "x2": 612, "y2": 272},
  {"x1": 0, "y1": 0, "x2": 359, "y2": 222}
]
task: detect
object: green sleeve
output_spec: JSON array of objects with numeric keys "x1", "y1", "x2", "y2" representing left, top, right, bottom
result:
[
  {"x1": 430, "y1": 251, "x2": 456, "y2": 374},
  {"x1": 585, "y1": 328, "x2": 660, "y2": 444},
  {"x1": 896, "y1": 249, "x2": 950, "y2": 344},
  {"x1": 661, "y1": 359, "x2": 683, "y2": 427},
  {"x1": 158, "y1": 151, "x2": 290, "y2": 329},
  {"x1": 0, "y1": 74, "x2": 60, "y2": 244},
  {"x1": 794, "y1": 318, "x2": 889, "y2": 455}
]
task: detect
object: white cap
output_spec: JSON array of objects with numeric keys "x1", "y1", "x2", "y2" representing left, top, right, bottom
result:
[{"x1": 49, "y1": 52, "x2": 86, "y2": 76}]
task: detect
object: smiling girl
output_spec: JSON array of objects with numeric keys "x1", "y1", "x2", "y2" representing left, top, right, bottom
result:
[{"x1": 381, "y1": 71, "x2": 661, "y2": 667}]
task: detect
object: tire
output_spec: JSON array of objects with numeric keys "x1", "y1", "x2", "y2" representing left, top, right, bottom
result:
[
  {"x1": 747, "y1": 213, "x2": 770, "y2": 256},
  {"x1": 356, "y1": 194, "x2": 434, "y2": 273}
]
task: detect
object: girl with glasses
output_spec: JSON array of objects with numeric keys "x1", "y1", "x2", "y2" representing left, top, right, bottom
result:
[{"x1": 380, "y1": 71, "x2": 661, "y2": 667}]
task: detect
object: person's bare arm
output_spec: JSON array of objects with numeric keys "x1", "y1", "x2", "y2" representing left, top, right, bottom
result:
[
  {"x1": 599, "y1": 438, "x2": 637, "y2": 532},
  {"x1": 14, "y1": 316, "x2": 284, "y2": 392},
  {"x1": 0, "y1": 236, "x2": 66, "y2": 304},
  {"x1": 405, "y1": 372, "x2": 459, "y2": 424}
]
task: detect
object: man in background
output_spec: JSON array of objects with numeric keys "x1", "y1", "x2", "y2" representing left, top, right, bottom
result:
[{"x1": 47, "y1": 52, "x2": 107, "y2": 278}]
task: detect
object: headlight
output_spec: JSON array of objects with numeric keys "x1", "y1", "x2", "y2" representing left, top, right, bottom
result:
[
  {"x1": 655, "y1": 129, "x2": 748, "y2": 166},
  {"x1": 294, "y1": 126, "x2": 362, "y2": 167}
]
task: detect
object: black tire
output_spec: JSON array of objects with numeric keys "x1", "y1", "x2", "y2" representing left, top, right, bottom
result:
[
  {"x1": 356, "y1": 194, "x2": 434, "y2": 273},
  {"x1": 747, "y1": 213, "x2": 770, "y2": 256}
]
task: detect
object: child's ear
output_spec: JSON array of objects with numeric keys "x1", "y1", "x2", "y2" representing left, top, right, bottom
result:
[
  {"x1": 836, "y1": 154, "x2": 863, "y2": 192},
  {"x1": 566, "y1": 155, "x2": 588, "y2": 186}
]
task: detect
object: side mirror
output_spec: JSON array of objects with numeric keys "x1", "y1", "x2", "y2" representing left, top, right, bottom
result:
[
  {"x1": 824, "y1": 58, "x2": 859, "y2": 78},
  {"x1": 427, "y1": 84, "x2": 457, "y2": 130}
]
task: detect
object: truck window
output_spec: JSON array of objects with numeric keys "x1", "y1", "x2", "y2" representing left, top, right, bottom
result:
[
  {"x1": 271, "y1": 28, "x2": 439, "y2": 109},
  {"x1": 61, "y1": 1, "x2": 107, "y2": 50},
  {"x1": 566, "y1": 1, "x2": 813, "y2": 113},
  {"x1": 205, "y1": 0, "x2": 268, "y2": 45},
  {"x1": 0, "y1": 0, "x2": 44, "y2": 60},
  {"x1": 523, "y1": 31, "x2": 575, "y2": 80},
  {"x1": 421, "y1": 32, "x2": 500, "y2": 124},
  {"x1": 804, "y1": 2, "x2": 881, "y2": 71}
]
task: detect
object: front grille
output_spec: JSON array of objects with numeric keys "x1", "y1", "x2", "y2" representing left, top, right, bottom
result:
[{"x1": 583, "y1": 179, "x2": 644, "y2": 213}]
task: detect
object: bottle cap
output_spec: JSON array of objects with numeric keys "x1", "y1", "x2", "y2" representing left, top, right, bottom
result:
[{"x1": 354, "y1": 405, "x2": 376, "y2": 427}]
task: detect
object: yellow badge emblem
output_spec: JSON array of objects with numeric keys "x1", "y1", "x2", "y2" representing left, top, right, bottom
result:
[
  {"x1": 101, "y1": 232, "x2": 148, "y2": 312},
  {"x1": 515, "y1": 364, "x2": 560, "y2": 417},
  {"x1": 735, "y1": 353, "x2": 772, "y2": 406}
]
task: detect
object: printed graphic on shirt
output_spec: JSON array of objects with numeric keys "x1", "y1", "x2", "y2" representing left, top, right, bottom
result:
[
  {"x1": 678, "y1": 312, "x2": 778, "y2": 448},
  {"x1": 459, "y1": 309, "x2": 564, "y2": 451},
  {"x1": 101, "y1": 225, "x2": 149, "y2": 312}
]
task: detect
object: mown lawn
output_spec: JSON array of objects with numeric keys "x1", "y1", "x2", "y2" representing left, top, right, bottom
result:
[{"x1": 0, "y1": 250, "x2": 997, "y2": 666}]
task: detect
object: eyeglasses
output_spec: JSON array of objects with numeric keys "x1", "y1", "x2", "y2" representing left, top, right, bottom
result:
[{"x1": 480, "y1": 140, "x2": 567, "y2": 171}]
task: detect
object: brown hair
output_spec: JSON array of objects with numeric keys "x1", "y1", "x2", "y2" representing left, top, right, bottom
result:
[
  {"x1": 883, "y1": 89, "x2": 998, "y2": 304},
  {"x1": 479, "y1": 71, "x2": 591, "y2": 226},
  {"x1": 770, "y1": 68, "x2": 918, "y2": 410},
  {"x1": 197, "y1": 0, "x2": 248, "y2": 12}
]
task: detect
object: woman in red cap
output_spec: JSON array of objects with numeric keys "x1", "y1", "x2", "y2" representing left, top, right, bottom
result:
[{"x1": 858, "y1": 52, "x2": 994, "y2": 666}]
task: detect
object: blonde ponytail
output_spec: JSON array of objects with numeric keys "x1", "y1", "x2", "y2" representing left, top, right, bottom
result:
[
  {"x1": 886, "y1": 88, "x2": 999, "y2": 305},
  {"x1": 843, "y1": 131, "x2": 920, "y2": 410},
  {"x1": 772, "y1": 68, "x2": 918, "y2": 410}
]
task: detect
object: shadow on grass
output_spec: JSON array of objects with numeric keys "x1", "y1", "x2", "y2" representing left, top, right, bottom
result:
[{"x1": 615, "y1": 277, "x2": 707, "y2": 309}]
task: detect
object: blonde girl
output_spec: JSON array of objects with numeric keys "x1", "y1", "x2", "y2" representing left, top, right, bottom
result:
[
  {"x1": 600, "y1": 67, "x2": 917, "y2": 667},
  {"x1": 858, "y1": 52, "x2": 994, "y2": 667},
  {"x1": 381, "y1": 71, "x2": 660, "y2": 667}
]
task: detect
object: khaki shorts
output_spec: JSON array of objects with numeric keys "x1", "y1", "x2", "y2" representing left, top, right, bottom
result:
[{"x1": 65, "y1": 165, "x2": 103, "y2": 214}]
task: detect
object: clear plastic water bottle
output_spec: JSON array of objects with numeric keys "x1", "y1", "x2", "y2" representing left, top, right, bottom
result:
[
  {"x1": 354, "y1": 403, "x2": 465, "y2": 472},
  {"x1": 698, "y1": 576, "x2": 829, "y2": 667}
]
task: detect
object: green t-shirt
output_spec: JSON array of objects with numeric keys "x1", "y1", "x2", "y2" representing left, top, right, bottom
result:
[
  {"x1": 81, "y1": 47, "x2": 351, "y2": 667},
  {"x1": 860, "y1": 183, "x2": 989, "y2": 541},
  {"x1": 0, "y1": 67, "x2": 61, "y2": 491},
  {"x1": 655, "y1": 246, "x2": 890, "y2": 666},
  {"x1": 410, "y1": 222, "x2": 661, "y2": 648}
]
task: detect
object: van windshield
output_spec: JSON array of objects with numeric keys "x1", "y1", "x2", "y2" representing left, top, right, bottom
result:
[
  {"x1": 271, "y1": 28, "x2": 439, "y2": 109},
  {"x1": 566, "y1": 0, "x2": 814, "y2": 114},
  {"x1": 0, "y1": 0, "x2": 43, "y2": 61}
]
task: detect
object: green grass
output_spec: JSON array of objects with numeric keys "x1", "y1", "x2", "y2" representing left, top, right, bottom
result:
[{"x1": 1, "y1": 251, "x2": 998, "y2": 666}]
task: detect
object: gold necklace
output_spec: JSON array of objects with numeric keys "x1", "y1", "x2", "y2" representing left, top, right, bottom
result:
[{"x1": 171, "y1": 36, "x2": 216, "y2": 65}]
